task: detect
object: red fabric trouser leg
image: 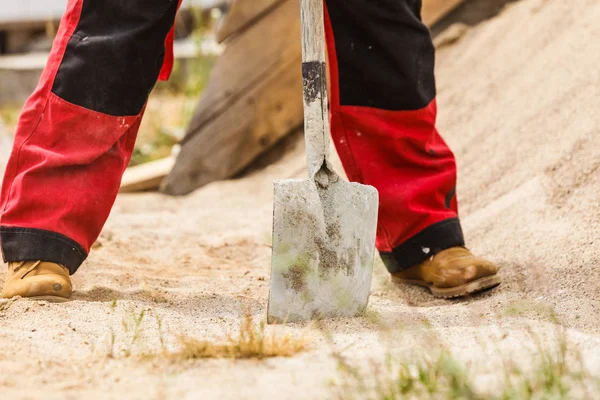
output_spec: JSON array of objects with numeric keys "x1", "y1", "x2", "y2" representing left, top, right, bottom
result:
[
  {"x1": 0, "y1": 0, "x2": 180, "y2": 274},
  {"x1": 1, "y1": 0, "x2": 461, "y2": 275},
  {"x1": 323, "y1": 0, "x2": 464, "y2": 273}
]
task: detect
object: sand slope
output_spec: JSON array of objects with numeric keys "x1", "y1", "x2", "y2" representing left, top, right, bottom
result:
[{"x1": 1, "y1": 0, "x2": 599, "y2": 398}]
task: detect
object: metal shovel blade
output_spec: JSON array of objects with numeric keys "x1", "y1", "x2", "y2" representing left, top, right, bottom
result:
[
  {"x1": 267, "y1": 178, "x2": 378, "y2": 324},
  {"x1": 267, "y1": 0, "x2": 379, "y2": 324}
]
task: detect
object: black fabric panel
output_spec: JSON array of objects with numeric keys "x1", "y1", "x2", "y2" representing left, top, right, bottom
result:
[
  {"x1": 326, "y1": 0, "x2": 436, "y2": 110},
  {"x1": 380, "y1": 218, "x2": 464, "y2": 273},
  {"x1": 52, "y1": 0, "x2": 179, "y2": 116},
  {"x1": 1, "y1": 227, "x2": 87, "y2": 275}
]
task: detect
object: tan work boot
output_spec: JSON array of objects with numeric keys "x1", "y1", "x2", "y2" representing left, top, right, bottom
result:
[
  {"x1": 392, "y1": 247, "x2": 500, "y2": 298},
  {"x1": 2, "y1": 261, "x2": 72, "y2": 302}
]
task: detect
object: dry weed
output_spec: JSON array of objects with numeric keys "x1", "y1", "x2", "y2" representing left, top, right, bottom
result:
[{"x1": 167, "y1": 314, "x2": 307, "y2": 361}]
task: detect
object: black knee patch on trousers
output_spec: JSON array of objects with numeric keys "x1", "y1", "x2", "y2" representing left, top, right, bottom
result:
[
  {"x1": 326, "y1": 0, "x2": 436, "y2": 110},
  {"x1": 52, "y1": 0, "x2": 179, "y2": 116}
]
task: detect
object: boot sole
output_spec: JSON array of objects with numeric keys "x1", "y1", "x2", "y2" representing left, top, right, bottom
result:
[
  {"x1": 27, "y1": 295, "x2": 70, "y2": 303},
  {"x1": 392, "y1": 274, "x2": 501, "y2": 299}
]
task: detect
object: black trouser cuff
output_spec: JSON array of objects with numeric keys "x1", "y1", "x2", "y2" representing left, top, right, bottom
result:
[
  {"x1": 379, "y1": 218, "x2": 465, "y2": 274},
  {"x1": 0, "y1": 227, "x2": 87, "y2": 275}
]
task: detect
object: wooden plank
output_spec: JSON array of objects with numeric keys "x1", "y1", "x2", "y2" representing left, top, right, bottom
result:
[
  {"x1": 422, "y1": 0, "x2": 467, "y2": 26},
  {"x1": 184, "y1": 0, "x2": 301, "y2": 143},
  {"x1": 216, "y1": 0, "x2": 283, "y2": 43},
  {"x1": 162, "y1": 50, "x2": 303, "y2": 194},
  {"x1": 120, "y1": 157, "x2": 176, "y2": 193}
]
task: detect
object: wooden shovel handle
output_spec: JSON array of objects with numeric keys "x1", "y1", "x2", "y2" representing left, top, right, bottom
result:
[{"x1": 300, "y1": 0, "x2": 337, "y2": 187}]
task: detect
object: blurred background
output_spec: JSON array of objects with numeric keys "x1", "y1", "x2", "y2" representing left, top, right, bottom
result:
[{"x1": 0, "y1": 0, "x2": 226, "y2": 177}]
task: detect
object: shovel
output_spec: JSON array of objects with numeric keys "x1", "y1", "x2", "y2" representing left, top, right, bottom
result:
[{"x1": 267, "y1": 0, "x2": 379, "y2": 324}]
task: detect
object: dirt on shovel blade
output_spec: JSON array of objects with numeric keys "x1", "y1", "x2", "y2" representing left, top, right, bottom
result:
[{"x1": 268, "y1": 178, "x2": 378, "y2": 323}]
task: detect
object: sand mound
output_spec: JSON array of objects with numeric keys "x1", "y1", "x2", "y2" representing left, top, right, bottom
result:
[{"x1": 1, "y1": 0, "x2": 599, "y2": 398}]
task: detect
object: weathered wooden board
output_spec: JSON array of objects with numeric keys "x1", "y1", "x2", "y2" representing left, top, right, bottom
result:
[
  {"x1": 162, "y1": 0, "x2": 467, "y2": 195},
  {"x1": 422, "y1": 0, "x2": 467, "y2": 26},
  {"x1": 120, "y1": 156, "x2": 176, "y2": 193},
  {"x1": 216, "y1": 0, "x2": 284, "y2": 43},
  {"x1": 161, "y1": 0, "x2": 302, "y2": 195},
  {"x1": 161, "y1": 47, "x2": 303, "y2": 194},
  {"x1": 186, "y1": 0, "x2": 300, "y2": 137}
]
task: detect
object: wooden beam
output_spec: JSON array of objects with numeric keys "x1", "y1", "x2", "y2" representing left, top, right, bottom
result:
[
  {"x1": 120, "y1": 157, "x2": 176, "y2": 193},
  {"x1": 422, "y1": 0, "x2": 467, "y2": 26},
  {"x1": 216, "y1": 0, "x2": 284, "y2": 43},
  {"x1": 185, "y1": 0, "x2": 300, "y2": 140},
  {"x1": 162, "y1": 0, "x2": 302, "y2": 195}
]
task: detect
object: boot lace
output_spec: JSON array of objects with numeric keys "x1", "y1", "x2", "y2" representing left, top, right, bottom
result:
[{"x1": 11, "y1": 261, "x2": 42, "y2": 279}]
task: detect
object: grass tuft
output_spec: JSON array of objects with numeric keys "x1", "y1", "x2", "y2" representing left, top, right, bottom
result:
[
  {"x1": 334, "y1": 350, "x2": 480, "y2": 400},
  {"x1": 104, "y1": 305, "x2": 149, "y2": 359},
  {"x1": 167, "y1": 314, "x2": 307, "y2": 361},
  {"x1": 103, "y1": 303, "x2": 307, "y2": 362},
  {"x1": 332, "y1": 326, "x2": 597, "y2": 400}
]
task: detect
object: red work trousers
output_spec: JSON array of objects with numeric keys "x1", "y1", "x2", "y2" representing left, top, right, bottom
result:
[{"x1": 0, "y1": 0, "x2": 464, "y2": 275}]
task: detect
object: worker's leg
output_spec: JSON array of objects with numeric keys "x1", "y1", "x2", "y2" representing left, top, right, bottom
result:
[
  {"x1": 323, "y1": 0, "x2": 499, "y2": 295},
  {"x1": 0, "y1": 0, "x2": 179, "y2": 275}
]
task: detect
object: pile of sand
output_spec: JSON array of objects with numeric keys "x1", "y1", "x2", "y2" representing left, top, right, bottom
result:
[{"x1": 0, "y1": 0, "x2": 599, "y2": 398}]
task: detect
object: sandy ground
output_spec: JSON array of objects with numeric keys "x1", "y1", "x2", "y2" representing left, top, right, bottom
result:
[{"x1": 1, "y1": 0, "x2": 599, "y2": 398}]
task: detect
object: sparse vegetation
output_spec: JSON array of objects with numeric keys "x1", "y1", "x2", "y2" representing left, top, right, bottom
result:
[
  {"x1": 121, "y1": 309, "x2": 147, "y2": 357},
  {"x1": 103, "y1": 303, "x2": 307, "y2": 361},
  {"x1": 331, "y1": 326, "x2": 597, "y2": 400},
  {"x1": 0, "y1": 105, "x2": 21, "y2": 129},
  {"x1": 167, "y1": 313, "x2": 308, "y2": 361},
  {"x1": 0, "y1": 104, "x2": 22, "y2": 138},
  {"x1": 156, "y1": 55, "x2": 218, "y2": 100},
  {"x1": 333, "y1": 349, "x2": 480, "y2": 400},
  {"x1": 105, "y1": 304, "x2": 148, "y2": 358},
  {"x1": 497, "y1": 326, "x2": 592, "y2": 400}
]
